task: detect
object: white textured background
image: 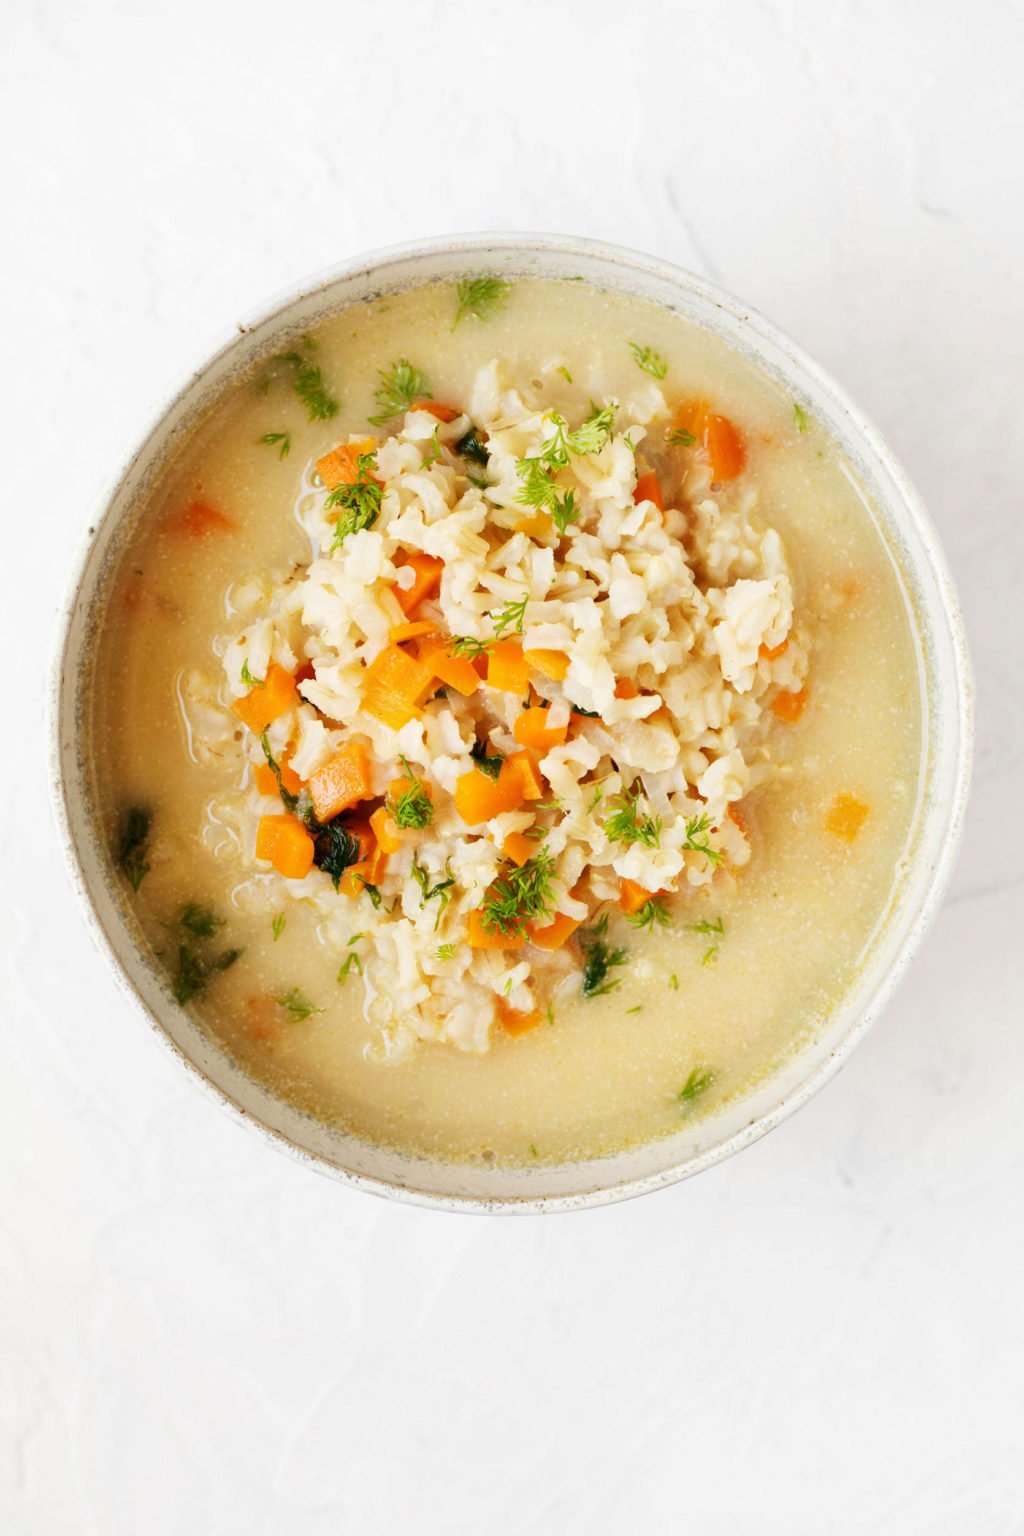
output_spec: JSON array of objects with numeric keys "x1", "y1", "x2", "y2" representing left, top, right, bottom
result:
[{"x1": 3, "y1": 2, "x2": 1023, "y2": 1531}]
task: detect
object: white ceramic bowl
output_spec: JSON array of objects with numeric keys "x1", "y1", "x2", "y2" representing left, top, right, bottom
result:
[{"x1": 49, "y1": 234, "x2": 973, "y2": 1213}]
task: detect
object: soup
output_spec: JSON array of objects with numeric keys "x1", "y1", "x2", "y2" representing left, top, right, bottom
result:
[{"x1": 91, "y1": 276, "x2": 921, "y2": 1166}]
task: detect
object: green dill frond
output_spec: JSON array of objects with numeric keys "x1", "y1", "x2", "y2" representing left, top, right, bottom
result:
[
  {"x1": 240, "y1": 658, "x2": 263, "y2": 688},
  {"x1": 629, "y1": 342, "x2": 668, "y2": 380},
  {"x1": 422, "y1": 427, "x2": 442, "y2": 466},
  {"x1": 793, "y1": 402, "x2": 809, "y2": 433},
  {"x1": 327, "y1": 453, "x2": 383, "y2": 545},
  {"x1": 682, "y1": 813, "x2": 722, "y2": 866},
  {"x1": 387, "y1": 757, "x2": 434, "y2": 830},
  {"x1": 257, "y1": 431, "x2": 291, "y2": 459},
  {"x1": 556, "y1": 365, "x2": 573, "y2": 383},
  {"x1": 450, "y1": 635, "x2": 492, "y2": 659},
  {"x1": 579, "y1": 924, "x2": 628, "y2": 998},
  {"x1": 411, "y1": 858, "x2": 456, "y2": 926},
  {"x1": 687, "y1": 916, "x2": 725, "y2": 937},
  {"x1": 480, "y1": 847, "x2": 555, "y2": 939},
  {"x1": 180, "y1": 903, "x2": 224, "y2": 939},
  {"x1": 603, "y1": 784, "x2": 662, "y2": 849},
  {"x1": 666, "y1": 426, "x2": 697, "y2": 447},
  {"x1": 368, "y1": 358, "x2": 431, "y2": 425},
  {"x1": 272, "y1": 912, "x2": 286, "y2": 942},
  {"x1": 679, "y1": 1066, "x2": 715, "y2": 1104},
  {"x1": 337, "y1": 951, "x2": 362, "y2": 981},
  {"x1": 627, "y1": 897, "x2": 671, "y2": 931},
  {"x1": 259, "y1": 733, "x2": 299, "y2": 812},
  {"x1": 551, "y1": 488, "x2": 579, "y2": 534},
  {"x1": 470, "y1": 739, "x2": 504, "y2": 779},
  {"x1": 453, "y1": 277, "x2": 512, "y2": 328},
  {"x1": 116, "y1": 805, "x2": 151, "y2": 891},
  {"x1": 435, "y1": 942, "x2": 456, "y2": 961},
  {"x1": 276, "y1": 988, "x2": 323, "y2": 1022},
  {"x1": 565, "y1": 401, "x2": 617, "y2": 456},
  {"x1": 172, "y1": 943, "x2": 241, "y2": 1007},
  {"x1": 491, "y1": 593, "x2": 529, "y2": 637},
  {"x1": 274, "y1": 351, "x2": 339, "y2": 422}
]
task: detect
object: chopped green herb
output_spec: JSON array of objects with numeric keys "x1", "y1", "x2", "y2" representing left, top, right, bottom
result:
[
  {"x1": 327, "y1": 452, "x2": 383, "y2": 545},
  {"x1": 274, "y1": 350, "x2": 339, "y2": 422},
  {"x1": 625, "y1": 1005, "x2": 642, "y2": 1015},
  {"x1": 513, "y1": 403, "x2": 616, "y2": 529},
  {"x1": 603, "y1": 784, "x2": 662, "y2": 849},
  {"x1": 669, "y1": 973, "x2": 679, "y2": 991},
  {"x1": 471, "y1": 739, "x2": 505, "y2": 780},
  {"x1": 258, "y1": 431, "x2": 291, "y2": 459},
  {"x1": 793, "y1": 402, "x2": 809, "y2": 433},
  {"x1": 453, "y1": 277, "x2": 511, "y2": 327},
  {"x1": 666, "y1": 426, "x2": 697, "y2": 447},
  {"x1": 565, "y1": 402, "x2": 616, "y2": 456},
  {"x1": 259, "y1": 733, "x2": 299, "y2": 813},
  {"x1": 241, "y1": 658, "x2": 263, "y2": 688},
  {"x1": 467, "y1": 473, "x2": 491, "y2": 490},
  {"x1": 557, "y1": 365, "x2": 573, "y2": 384},
  {"x1": 359, "y1": 880, "x2": 382, "y2": 909},
  {"x1": 172, "y1": 943, "x2": 242, "y2": 1007},
  {"x1": 479, "y1": 847, "x2": 555, "y2": 939},
  {"x1": 455, "y1": 426, "x2": 489, "y2": 465},
  {"x1": 629, "y1": 342, "x2": 668, "y2": 380},
  {"x1": 702, "y1": 946, "x2": 719, "y2": 967},
  {"x1": 387, "y1": 757, "x2": 434, "y2": 830},
  {"x1": 491, "y1": 594, "x2": 529, "y2": 637},
  {"x1": 586, "y1": 782, "x2": 604, "y2": 813},
  {"x1": 271, "y1": 912, "x2": 286, "y2": 942},
  {"x1": 117, "y1": 806, "x2": 151, "y2": 891},
  {"x1": 312, "y1": 820, "x2": 362, "y2": 888},
  {"x1": 628, "y1": 896, "x2": 671, "y2": 931},
  {"x1": 679, "y1": 1066, "x2": 715, "y2": 1104},
  {"x1": 546, "y1": 1001, "x2": 555, "y2": 1026},
  {"x1": 276, "y1": 987, "x2": 323, "y2": 1022},
  {"x1": 682, "y1": 813, "x2": 722, "y2": 866},
  {"x1": 450, "y1": 634, "x2": 492, "y2": 659},
  {"x1": 529, "y1": 1143, "x2": 539, "y2": 1157},
  {"x1": 579, "y1": 918, "x2": 628, "y2": 998},
  {"x1": 411, "y1": 857, "x2": 456, "y2": 927},
  {"x1": 337, "y1": 943, "x2": 363, "y2": 980},
  {"x1": 180, "y1": 903, "x2": 224, "y2": 939},
  {"x1": 435, "y1": 943, "x2": 456, "y2": 961},
  {"x1": 551, "y1": 488, "x2": 579, "y2": 534},
  {"x1": 421, "y1": 427, "x2": 442, "y2": 467},
  {"x1": 368, "y1": 358, "x2": 431, "y2": 425},
  {"x1": 571, "y1": 704, "x2": 601, "y2": 719},
  {"x1": 687, "y1": 917, "x2": 725, "y2": 937}
]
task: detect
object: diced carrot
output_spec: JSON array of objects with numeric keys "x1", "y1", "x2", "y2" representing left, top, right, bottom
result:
[
  {"x1": 633, "y1": 471, "x2": 664, "y2": 510},
  {"x1": 614, "y1": 678, "x2": 638, "y2": 699},
  {"x1": 411, "y1": 398, "x2": 460, "y2": 422},
  {"x1": 619, "y1": 878, "x2": 657, "y2": 916},
  {"x1": 361, "y1": 645, "x2": 437, "y2": 730},
  {"x1": 502, "y1": 831, "x2": 536, "y2": 867},
  {"x1": 825, "y1": 793, "x2": 870, "y2": 842},
  {"x1": 254, "y1": 757, "x2": 302, "y2": 798},
  {"x1": 454, "y1": 762, "x2": 525, "y2": 825},
  {"x1": 232, "y1": 664, "x2": 298, "y2": 733},
  {"x1": 487, "y1": 639, "x2": 530, "y2": 694},
  {"x1": 466, "y1": 910, "x2": 525, "y2": 950},
  {"x1": 315, "y1": 437, "x2": 377, "y2": 492},
  {"x1": 513, "y1": 707, "x2": 568, "y2": 752},
  {"x1": 495, "y1": 997, "x2": 543, "y2": 1034},
  {"x1": 309, "y1": 741, "x2": 373, "y2": 822},
  {"x1": 673, "y1": 400, "x2": 745, "y2": 481},
  {"x1": 169, "y1": 500, "x2": 236, "y2": 538},
  {"x1": 255, "y1": 815, "x2": 315, "y2": 880},
  {"x1": 369, "y1": 805, "x2": 402, "y2": 855},
  {"x1": 417, "y1": 638, "x2": 481, "y2": 697},
  {"x1": 727, "y1": 801, "x2": 750, "y2": 838},
  {"x1": 704, "y1": 414, "x2": 746, "y2": 481},
  {"x1": 508, "y1": 749, "x2": 545, "y2": 801},
  {"x1": 524, "y1": 648, "x2": 570, "y2": 681},
  {"x1": 388, "y1": 619, "x2": 438, "y2": 644},
  {"x1": 528, "y1": 910, "x2": 582, "y2": 951},
  {"x1": 772, "y1": 687, "x2": 808, "y2": 724},
  {"x1": 393, "y1": 552, "x2": 444, "y2": 616},
  {"x1": 760, "y1": 638, "x2": 789, "y2": 661}
]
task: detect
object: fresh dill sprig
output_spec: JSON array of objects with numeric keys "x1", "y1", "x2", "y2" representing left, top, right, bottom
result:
[
  {"x1": 411, "y1": 858, "x2": 456, "y2": 928},
  {"x1": 180, "y1": 903, "x2": 224, "y2": 939},
  {"x1": 491, "y1": 594, "x2": 529, "y2": 637},
  {"x1": 117, "y1": 806, "x2": 151, "y2": 891},
  {"x1": 337, "y1": 935, "x2": 364, "y2": 982},
  {"x1": 579, "y1": 916, "x2": 628, "y2": 998},
  {"x1": 629, "y1": 342, "x2": 668, "y2": 380},
  {"x1": 257, "y1": 431, "x2": 291, "y2": 459},
  {"x1": 679, "y1": 1066, "x2": 715, "y2": 1104},
  {"x1": 368, "y1": 358, "x2": 431, "y2": 425},
  {"x1": 681, "y1": 813, "x2": 722, "y2": 866},
  {"x1": 453, "y1": 277, "x2": 511, "y2": 328},
  {"x1": 566, "y1": 402, "x2": 617, "y2": 455},
  {"x1": 387, "y1": 757, "x2": 434, "y2": 830},
  {"x1": 603, "y1": 784, "x2": 662, "y2": 849},
  {"x1": 240, "y1": 658, "x2": 262, "y2": 688},
  {"x1": 666, "y1": 426, "x2": 697, "y2": 447},
  {"x1": 470, "y1": 739, "x2": 504, "y2": 780},
  {"x1": 259, "y1": 733, "x2": 298, "y2": 813},
  {"x1": 628, "y1": 896, "x2": 671, "y2": 931},
  {"x1": 551, "y1": 488, "x2": 579, "y2": 534},
  {"x1": 327, "y1": 453, "x2": 383, "y2": 545},
  {"x1": 450, "y1": 635, "x2": 492, "y2": 659},
  {"x1": 422, "y1": 427, "x2": 442, "y2": 467},
  {"x1": 687, "y1": 917, "x2": 725, "y2": 937},
  {"x1": 557, "y1": 365, "x2": 573, "y2": 384},
  {"x1": 173, "y1": 944, "x2": 241, "y2": 1007},
  {"x1": 272, "y1": 912, "x2": 286, "y2": 942},
  {"x1": 513, "y1": 403, "x2": 616, "y2": 530},
  {"x1": 625, "y1": 1005, "x2": 642, "y2": 1015},
  {"x1": 435, "y1": 943, "x2": 456, "y2": 961},
  {"x1": 274, "y1": 350, "x2": 339, "y2": 422},
  {"x1": 276, "y1": 988, "x2": 323, "y2": 1022},
  {"x1": 793, "y1": 402, "x2": 809, "y2": 433},
  {"x1": 479, "y1": 847, "x2": 555, "y2": 939}
]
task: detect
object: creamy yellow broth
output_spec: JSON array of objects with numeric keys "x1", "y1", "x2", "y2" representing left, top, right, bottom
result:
[{"x1": 92, "y1": 278, "x2": 921, "y2": 1165}]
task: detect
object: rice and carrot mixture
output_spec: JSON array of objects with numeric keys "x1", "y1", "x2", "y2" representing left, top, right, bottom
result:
[{"x1": 201, "y1": 360, "x2": 808, "y2": 1056}]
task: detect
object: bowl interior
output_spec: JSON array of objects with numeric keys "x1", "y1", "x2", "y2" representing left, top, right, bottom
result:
[{"x1": 51, "y1": 235, "x2": 972, "y2": 1211}]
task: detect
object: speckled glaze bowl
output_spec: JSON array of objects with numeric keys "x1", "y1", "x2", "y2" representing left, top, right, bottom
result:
[{"x1": 48, "y1": 234, "x2": 973, "y2": 1212}]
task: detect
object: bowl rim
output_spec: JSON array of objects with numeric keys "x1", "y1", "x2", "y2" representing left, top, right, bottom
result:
[{"x1": 48, "y1": 231, "x2": 974, "y2": 1214}]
